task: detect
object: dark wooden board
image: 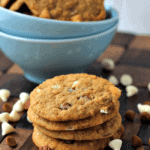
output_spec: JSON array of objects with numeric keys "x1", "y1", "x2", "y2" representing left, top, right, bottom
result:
[{"x1": 0, "y1": 33, "x2": 150, "y2": 150}]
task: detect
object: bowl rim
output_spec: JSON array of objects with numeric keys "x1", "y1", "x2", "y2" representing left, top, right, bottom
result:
[
  {"x1": 0, "y1": 5, "x2": 118, "y2": 25},
  {"x1": 0, "y1": 22, "x2": 118, "y2": 43}
]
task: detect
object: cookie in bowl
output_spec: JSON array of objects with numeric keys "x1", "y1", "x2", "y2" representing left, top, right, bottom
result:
[{"x1": 0, "y1": 0, "x2": 106, "y2": 21}]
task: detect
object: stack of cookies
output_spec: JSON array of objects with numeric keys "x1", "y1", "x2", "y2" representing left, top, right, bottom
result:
[{"x1": 28, "y1": 73, "x2": 124, "y2": 150}]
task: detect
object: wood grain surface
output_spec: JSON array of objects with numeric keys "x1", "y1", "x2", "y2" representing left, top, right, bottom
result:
[{"x1": 0, "y1": 33, "x2": 150, "y2": 150}]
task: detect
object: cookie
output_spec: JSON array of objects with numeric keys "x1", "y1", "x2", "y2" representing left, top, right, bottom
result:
[
  {"x1": 23, "y1": 0, "x2": 106, "y2": 21},
  {"x1": 30, "y1": 73, "x2": 121, "y2": 121},
  {"x1": 27, "y1": 101, "x2": 120, "y2": 131},
  {"x1": 32, "y1": 125, "x2": 124, "y2": 150},
  {"x1": 28, "y1": 100, "x2": 120, "y2": 131},
  {"x1": 35, "y1": 113, "x2": 122, "y2": 140},
  {"x1": 0, "y1": 0, "x2": 24, "y2": 11},
  {"x1": 28, "y1": 101, "x2": 119, "y2": 131}
]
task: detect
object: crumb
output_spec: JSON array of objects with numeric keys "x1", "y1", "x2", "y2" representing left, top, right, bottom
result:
[
  {"x1": 132, "y1": 135, "x2": 143, "y2": 147},
  {"x1": 125, "y1": 110, "x2": 135, "y2": 121}
]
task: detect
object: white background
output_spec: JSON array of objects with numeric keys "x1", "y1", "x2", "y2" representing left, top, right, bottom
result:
[{"x1": 105, "y1": 0, "x2": 150, "y2": 35}]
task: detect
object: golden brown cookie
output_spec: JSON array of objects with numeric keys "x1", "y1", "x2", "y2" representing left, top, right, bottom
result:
[
  {"x1": 0, "y1": 0, "x2": 24, "y2": 11},
  {"x1": 32, "y1": 125, "x2": 124, "y2": 150},
  {"x1": 28, "y1": 100, "x2": 120, "y2": 131},
  {"x1": 35, "y1": 113, "x2": 122, "y2": 140},
  {"x1": 30, "y1": 73, "x2": 121, "y2": 122},
  {"x1": 23, "y1": 0, "x2": 106, "y2": 21}
]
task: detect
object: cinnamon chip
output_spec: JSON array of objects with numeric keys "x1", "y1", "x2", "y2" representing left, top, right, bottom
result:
[
  {"x1": 143, "y1": 101, "x2": 150, "y2": 106},
  {"x1": 23, "y1": 100, "x2": 30, "y2": 110},
  {"x1": 140, "y1": 112, "x2": 150, "y2": 123},
  {"x1": 39, "y1": 145, "x2": 51, "y2": 150},
  {"x1": 125, "y1": 110, "x2": 135, "y2": 121},
  {"x1": 132, "y1": 135, "x2": 143, "y2": 147},
  {"x1": 3, "y1": 103, "x2": 12, "y2": 113},
  {"x1": 5, "y1": 136, "x2": 17, "y2": 147}
]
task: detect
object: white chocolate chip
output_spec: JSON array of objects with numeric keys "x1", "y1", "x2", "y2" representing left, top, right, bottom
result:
[
  {"x1": 137, "y1": 103, "x2": 150, "y2": 114},
  {"x1": 120, "y1": 74, "x2": 133, "y2": 86},
  {"x1": 27, "y1": 116, "x2": 32, "y2": 123},
  {"x1": 72, "y1": 81, "x2": 78, "y2": 88},
  {"x1": 108, "y1": 75, "x2": 119, "y2": 86},
  {"x1": 109, "y1": 139, "x2": 122, "y2": 150},
  {"x1": 37, "y1": 89, "x2": 41, "y2": 92},
  {"x1": 66, "y1": 126, "x2": 74, "y2": 131},
  {"x1": 101, "y1": 58, "x2": 115, "y2": 71},
  {"x1": 19, "y1": 92, "x2": 30, "y2": 105},
  {"x1": 68, "y1": 88, "x2": 74, "y2": 92},
  {"x1": 100, "y1": 109, "x2": 108, "y2": 114},
  {"x1": 0, "y1": 112, "x2": 10, "y2": 123},
  {"x1": 13, "y1": 100, "x2": 24, "y2": 112},
  {"x1": 0, "y1": 89, "x2": 11, "y2": 102},
  {"x1": 148, "y1": 83, "x2": 150, "y2": 91},
  {"x1": 52, "y1": 84, "x2": 60, "y2": 89},
  {"x1": 2, "y1": 122, "x2": 15, "y2": 136},
  {"x1": 126, "y1": 85, "x2": 139, "y2": 97},
  {"x1": 9, "y1": 110, "x2": 20, "y2": 122}
]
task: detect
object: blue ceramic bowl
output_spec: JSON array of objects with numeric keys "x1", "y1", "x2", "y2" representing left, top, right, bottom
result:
[
  {"x1": 0, "y1": 22, "x2": 118, "y2": 84},
  {"x1": 0, "y1": 5, "x2": 118, "y2": 39}
]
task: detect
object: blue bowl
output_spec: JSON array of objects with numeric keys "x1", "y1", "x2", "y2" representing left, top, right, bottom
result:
[
  {"x1": 0, "y1": 22, "x2": 118, "y2": 84},
  {"x1": 0, "y1": 5, "x2": 118, "y2": 39}
]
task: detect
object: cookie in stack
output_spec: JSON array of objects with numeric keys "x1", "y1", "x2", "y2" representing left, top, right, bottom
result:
[{"x1": 28, "y1": 73, "x2": 124, "y2": 150}]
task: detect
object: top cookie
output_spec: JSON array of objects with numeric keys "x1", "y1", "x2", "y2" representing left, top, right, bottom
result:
[
  {"x1": 23, "y1": 0, "x2": 106, "y2": 21},
  {"x1": 30, "y1": 73, "x2": 121, "y2": 121}
]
